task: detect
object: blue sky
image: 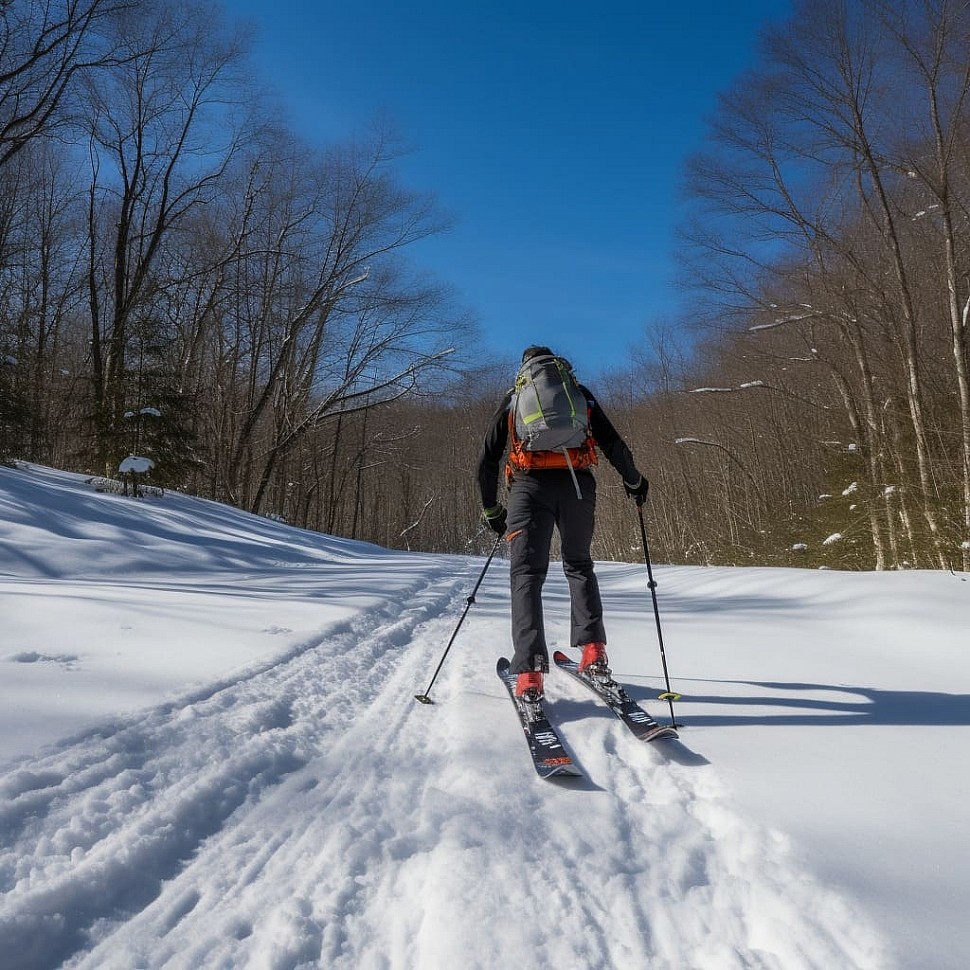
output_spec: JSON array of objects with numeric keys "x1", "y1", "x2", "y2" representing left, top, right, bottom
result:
[{"x1": 222, "y1": 1, "x2": 792, "y2": 375}]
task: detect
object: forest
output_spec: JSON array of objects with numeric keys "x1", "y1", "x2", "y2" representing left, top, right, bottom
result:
[{"x1": 2, "y1": 0, "x2": 969, "y2": 571}]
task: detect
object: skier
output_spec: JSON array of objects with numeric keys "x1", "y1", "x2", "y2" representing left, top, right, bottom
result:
[{"x1": 477, "y1": 345, "x2": 649, "y2": 702}]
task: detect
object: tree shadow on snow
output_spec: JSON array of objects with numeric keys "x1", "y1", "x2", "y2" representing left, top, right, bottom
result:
[{"x1": 624, "y1": 679, "x2": 970, "y2": 729}]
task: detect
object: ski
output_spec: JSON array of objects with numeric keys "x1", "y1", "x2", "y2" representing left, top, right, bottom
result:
[
  {"x1": 496, "y1": 658, "x2": 582, "y2": 779},
  {"x1": 553, "y1": 650, "x2": 679, "y2": 742}
]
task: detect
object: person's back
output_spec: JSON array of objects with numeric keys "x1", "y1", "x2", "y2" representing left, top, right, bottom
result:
[{"x1": 476, "y1": 345, "x2": 649, "y2": 700}]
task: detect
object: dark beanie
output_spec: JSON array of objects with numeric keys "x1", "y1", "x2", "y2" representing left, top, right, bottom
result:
[{"x1": 521, "y1": 345, "x2": 554, "y2": 363}]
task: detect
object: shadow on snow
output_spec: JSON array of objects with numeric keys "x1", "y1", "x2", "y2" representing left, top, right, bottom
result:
[{"x1": 625, "y1": 679, "x2": 970, "y2": 728}]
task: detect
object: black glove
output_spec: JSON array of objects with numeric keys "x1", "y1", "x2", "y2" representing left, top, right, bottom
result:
[
  {"x1": 482, "y1": 504, "x2": 507, "y2": 535},
  {"x1": 624, "y1": 476, "x2": 649, "y2": 505}
]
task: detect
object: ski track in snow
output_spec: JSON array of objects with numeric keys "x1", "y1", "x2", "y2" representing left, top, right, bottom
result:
[
  {"x1": 0, "y1": 560, "x2": 463, "y2": 969},
  {"x1": 1, "y1": 561, "x2": 892, "y2": 970}
]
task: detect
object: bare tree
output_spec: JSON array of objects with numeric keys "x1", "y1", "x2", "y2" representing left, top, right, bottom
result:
[
  {"x1": 79, "y1": 0, "x2": 251, "y2": 471},
  {"x1": 0, "y1": 139, "x2": 87, "y2": 461},
  {"x1": 0, "y1": 0, "x2": 128, "y2": 168},
  {"x1": 872, "y1": 0, "x2": 970, "y2": 569},
  {"x1": 205, "y1": 127, "x2": 462, "y2": 513},
  {"x1": 678, "y1": 0, "x2": 970, "y2": 568}
]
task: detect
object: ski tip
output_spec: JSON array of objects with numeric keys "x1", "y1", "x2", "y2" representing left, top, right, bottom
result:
[
  {"x1": 538, "y1": 756, "x2": 579, "y2": 772},
  {"x1": 552, "y1": 649, "x2": 570, "y2": 663},
  {"x1": 414, "y1": 693, "x2": 434, "y2": 705},
  {"x1": 658, "y1": 691, "x2": 682, "y2": 702},
  {"x1": 536, "y1": 753, "x2": 583, "y2": 779},
  {"x1": 496, "y1": 657, "x2": 511, "y2": 674},
  {"x1": 540, "y1": 765, "x2": 584, "y2": 780}
]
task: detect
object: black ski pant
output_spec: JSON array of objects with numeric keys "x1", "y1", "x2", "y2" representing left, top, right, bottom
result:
[{"x1": 505, "y1": 469, "x2": 606, "y2": 675}]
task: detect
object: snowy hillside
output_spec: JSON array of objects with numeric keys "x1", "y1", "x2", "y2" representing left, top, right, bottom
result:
[{"x1": 1, "y1": 463, "x2": 968, "y2": 969}]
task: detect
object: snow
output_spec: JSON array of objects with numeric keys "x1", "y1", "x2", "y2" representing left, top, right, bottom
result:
[
  {"x1": 1, "y1": 463, "x2": 969, "y2": 970},
  {"x1": 118, "y1": 456, "x2": 155, "y2": 475}
]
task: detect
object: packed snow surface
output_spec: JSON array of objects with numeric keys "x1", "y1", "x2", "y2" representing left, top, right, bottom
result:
[{"x1": 1, "y1": 463, "x2": 968, "y2": 969}]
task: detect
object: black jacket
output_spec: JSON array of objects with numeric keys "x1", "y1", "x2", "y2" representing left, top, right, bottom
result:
[{"x1": 476, "y1": 383, "x2": 642, "y2": 508}]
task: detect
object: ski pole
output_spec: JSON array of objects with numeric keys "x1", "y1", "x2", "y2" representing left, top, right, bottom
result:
[
  {"x1": 414, "y1": 533, "x2": 503, "y2": 705},
  {"x1": 636, "y1": 500, "x2": 681, "y2": 727}
]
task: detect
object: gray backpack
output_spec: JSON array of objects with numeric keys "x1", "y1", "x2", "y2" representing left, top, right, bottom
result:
[{"x1": 512, "y1": 353, "x2": 589, "y2": 452}]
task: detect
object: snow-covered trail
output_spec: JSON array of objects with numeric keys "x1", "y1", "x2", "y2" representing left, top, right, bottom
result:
[
  {"x1": 2, "y1": 561, "x2": 890, "y2": 970},
  {"x1": 1, "y1": 555, "x2": 464, "y2": 969}
]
